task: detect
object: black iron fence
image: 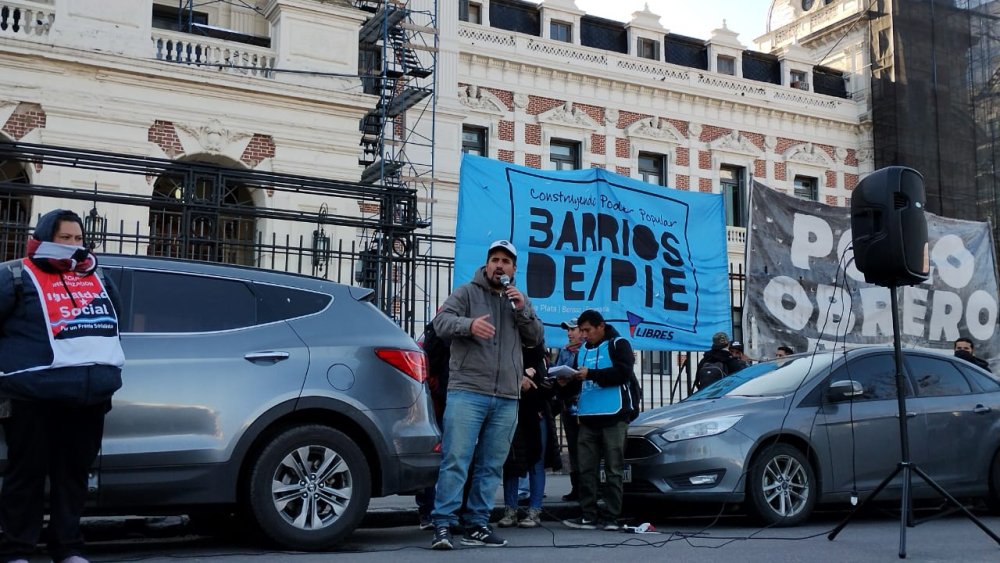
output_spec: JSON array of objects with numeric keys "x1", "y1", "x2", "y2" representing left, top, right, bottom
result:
[
  {"x1": 1, "y1": 142, "x2": 748, "y2": 409},
  {"x1": 0, "y1": 141, "x2": 442, "y2": 335}
]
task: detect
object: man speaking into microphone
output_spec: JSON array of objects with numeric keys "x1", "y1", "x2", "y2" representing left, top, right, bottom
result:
[{"x1": 429, "y1": 239, "x2": 544, "y2": 549}]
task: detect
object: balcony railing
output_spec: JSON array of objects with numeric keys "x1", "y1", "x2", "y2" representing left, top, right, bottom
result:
[
  {"x1": 0, "y1": 0, "x2": 55, "y2": 40},
  {"x1": 727, "y1": 225, "x2": 746, "y2": 248},
  {"x1": 458, "y1": 23, "x2": 857, "y2": 120},
  {"x1": 152, "y1": 29, "x2": 275, "y2": 78}
]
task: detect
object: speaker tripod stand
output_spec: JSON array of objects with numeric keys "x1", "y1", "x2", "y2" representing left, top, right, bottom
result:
[{"x1": 826, "y1": 285, "x2": 1000, "y2": 558}]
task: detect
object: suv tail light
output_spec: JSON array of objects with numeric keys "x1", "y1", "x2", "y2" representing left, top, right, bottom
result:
[{"x1": 375, "y1": 348, "x2": 427, "y2": 383}]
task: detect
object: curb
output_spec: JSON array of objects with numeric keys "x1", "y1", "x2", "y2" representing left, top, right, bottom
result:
[{"x1": 361, "y1": 502, "x2": 581, "y2": 529}]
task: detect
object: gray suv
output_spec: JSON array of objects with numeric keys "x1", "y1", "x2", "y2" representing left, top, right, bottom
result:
[{"x1": 2, "y1": 255, "x2": 440, "y2": 550}]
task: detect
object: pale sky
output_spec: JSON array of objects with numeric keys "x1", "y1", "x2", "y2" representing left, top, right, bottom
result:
[{"x1": 570, "y1": 0, "x2": 775, "y2": 44}]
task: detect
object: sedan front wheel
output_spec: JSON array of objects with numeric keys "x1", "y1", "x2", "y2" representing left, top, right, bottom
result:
[{"x1": 747, "y1": 443, "x2": 816, "y2": 527}]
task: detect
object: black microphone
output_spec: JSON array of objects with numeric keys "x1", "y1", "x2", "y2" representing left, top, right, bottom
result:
[{"x1": 499, "y1": 274, "x2": 517, "y2": 310}]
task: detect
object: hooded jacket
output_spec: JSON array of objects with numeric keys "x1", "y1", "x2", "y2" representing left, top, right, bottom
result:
[
  {"x1": 697, "y1": 347, "x2": 747, "y2": 376},
  {"x1": 0, "y1": 209, "x2": 124, "y2": 406},
  {"x1": 432, "y1": 266, "x2": 544, "y2": 400},
  {"x1": 503, "y1": 342, "x2": 561, "y2": 478}
]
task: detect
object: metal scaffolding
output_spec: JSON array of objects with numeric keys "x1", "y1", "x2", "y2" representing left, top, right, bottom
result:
[{"x1": 355, "y1": 0, "x2": 439, "y2": 327}]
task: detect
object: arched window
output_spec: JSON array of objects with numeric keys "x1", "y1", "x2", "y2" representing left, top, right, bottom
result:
[
  {"x1": 148, "y1": 167, "x2": 256, "y2": 266},
  {"x1": 0, "y1": 158, "x2": 31, "y2": 262}
]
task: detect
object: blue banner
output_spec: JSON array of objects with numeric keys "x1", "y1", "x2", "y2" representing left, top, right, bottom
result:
[{"x1": 455, "y1": 154, "x2": 731, "y2": 351}]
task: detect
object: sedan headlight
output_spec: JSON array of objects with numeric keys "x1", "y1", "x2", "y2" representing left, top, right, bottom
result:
[{"x1": 661, "y1": 415, "x2": 743, "y2": 442}]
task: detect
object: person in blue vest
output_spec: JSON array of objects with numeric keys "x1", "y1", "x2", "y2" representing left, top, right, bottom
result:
[
  {"x1": 558, "y1": 309, "x2": 635, "y2": 531},
  {"x1": 0, "y1": 209, "x2": 124, "y2": 563}
]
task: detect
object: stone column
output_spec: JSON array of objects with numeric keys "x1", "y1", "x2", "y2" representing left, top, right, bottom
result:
[
  {"x1": 53, "y1": 0, "x2": 150, "y2": 55},
  {"x1": 264, "y1": 0, "x2": 365, "y2": 88}
]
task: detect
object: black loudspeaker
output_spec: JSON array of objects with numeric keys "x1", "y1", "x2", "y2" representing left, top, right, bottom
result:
[{"x1": 850, "y1": 166, "x2": 929, "y2": 287}]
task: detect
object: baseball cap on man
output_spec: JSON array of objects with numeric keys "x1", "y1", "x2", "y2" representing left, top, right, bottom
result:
[
  {"x1": 560, "y1": 317, "x2": 578, "y2": 329},
  {"x1": 730, "y1": 340, "x2": 744, "y2": 351},
  {"x1": 488, "y1": 239, "x2": 517, "y2": 262},
  {"x1": 711, "y1": 332, "x2": 730, "y2": 350}
]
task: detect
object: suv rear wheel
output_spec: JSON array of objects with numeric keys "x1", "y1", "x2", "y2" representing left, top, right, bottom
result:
[{"x1": 247, "y1": 425, "x2": 371, "y2": 550}]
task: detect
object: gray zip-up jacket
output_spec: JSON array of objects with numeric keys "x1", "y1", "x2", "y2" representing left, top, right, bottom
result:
[{"x1": 432, "y1": 266, "x2": 544, "y2": 400}]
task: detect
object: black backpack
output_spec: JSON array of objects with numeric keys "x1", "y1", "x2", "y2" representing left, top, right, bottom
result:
[
  {"x1": 610, "y1": 337, "x2": 643, "y2": 422},
  {"x1": 695, "y1": 359, "x2": 728, "y2": 391},
  {"x1": 420, "y1": 321, "x2": 451, "y2": 419},
  {"x1": 626, "y1": 370, "x2": 643, "y2": 422}
]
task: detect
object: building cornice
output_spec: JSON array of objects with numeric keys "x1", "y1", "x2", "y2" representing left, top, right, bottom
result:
[
  {"x1": 460, "y1": 53, "x2": 860, "y2": 133},
  {"x1": 457, "y1": 24, "x2": 861, "y2": 127}
]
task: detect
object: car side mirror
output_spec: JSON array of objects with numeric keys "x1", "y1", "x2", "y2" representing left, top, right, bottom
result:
[{"x1": 827, "y1": 379, "x2": 864, "y2": 402}]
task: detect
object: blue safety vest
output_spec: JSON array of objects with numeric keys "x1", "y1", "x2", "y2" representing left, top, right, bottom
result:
[{"x1": 576, "y1": 338, "x2": 624, "y2": 417}]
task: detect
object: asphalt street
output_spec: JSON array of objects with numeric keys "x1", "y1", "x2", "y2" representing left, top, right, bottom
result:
[
  {"x1": 75, "y1": 511, "x2": 1000, "y2": 563},
  {"x1": 67, "y1": 472, "x2": 1000, "y2": 563}
]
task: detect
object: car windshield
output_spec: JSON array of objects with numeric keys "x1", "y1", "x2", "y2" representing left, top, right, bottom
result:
[{"x1": 687, "y1": 354, "x2": 835, "y2": 400}]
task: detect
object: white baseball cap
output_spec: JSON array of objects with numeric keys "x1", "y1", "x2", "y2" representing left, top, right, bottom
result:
[
  {"x1": 560, "y1": 318, "x2": 578, "y2": 329},
  {"x1": 488, "y1": 239, "x2": 517, "y2": 261}
]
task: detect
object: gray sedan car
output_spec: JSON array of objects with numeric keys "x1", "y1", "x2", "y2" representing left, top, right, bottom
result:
[
  {"x1": 624, "y1": 347, "x2": 1000, "y2": 525},
  {"x1": 2, "y1": 255, "x2": 440, "y2": 550}
]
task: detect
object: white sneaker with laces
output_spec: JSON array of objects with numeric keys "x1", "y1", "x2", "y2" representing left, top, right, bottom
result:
[{"x1": 461, "y1": 525, "x2": 507, "y2": 547}]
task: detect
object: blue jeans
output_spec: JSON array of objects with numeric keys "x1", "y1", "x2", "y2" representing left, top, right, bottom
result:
[
  {"x1": 503, "y1": 415, "x2": 547, "y2": 510},
  {"x1": 432, "y1": 390, "x2": 518, "y2": 528}
]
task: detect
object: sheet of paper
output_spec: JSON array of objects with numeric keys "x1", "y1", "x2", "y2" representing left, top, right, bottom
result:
[{"x1": 547, "y1": 365, "x2": 578, "y2": 379}]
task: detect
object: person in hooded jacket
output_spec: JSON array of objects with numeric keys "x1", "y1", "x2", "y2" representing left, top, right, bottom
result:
[
  {"x1": 694, "y1": 332, "x2": 746, "y2": 391},
  {"x1": 558, "y1": 309, "x2": 635, "y2": 532},
  {"x1": 0, "y1": 209, "x2": 125, "y2": 563},
  {"x1": 428, "y1": 240, "x2": 543, "y2": 549}
]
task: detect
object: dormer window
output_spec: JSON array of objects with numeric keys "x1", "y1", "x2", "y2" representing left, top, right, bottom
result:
[
  {"x1": 717, "y1": 55, "x2": 736, "y2": 76},
  {"x1": 637, "y1": 38, "x2": 660, "y2": 60},
  {"x1": 551, "y1": 20, "x2": 572, "y2": 43},
  {"x1": 791, "y1": 70, "x2": 809, "y2": 90},
  {"x1": 461, "y1": 1, "x2": 482, "y2": 24}
]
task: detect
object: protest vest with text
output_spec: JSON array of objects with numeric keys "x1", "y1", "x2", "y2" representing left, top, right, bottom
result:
[
  {"x1": 2, "y1": 260, "x2": 125, "y2": 376},
  {"x1": 576, "y1": 338, "x2": 624, "y2": 416}
]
